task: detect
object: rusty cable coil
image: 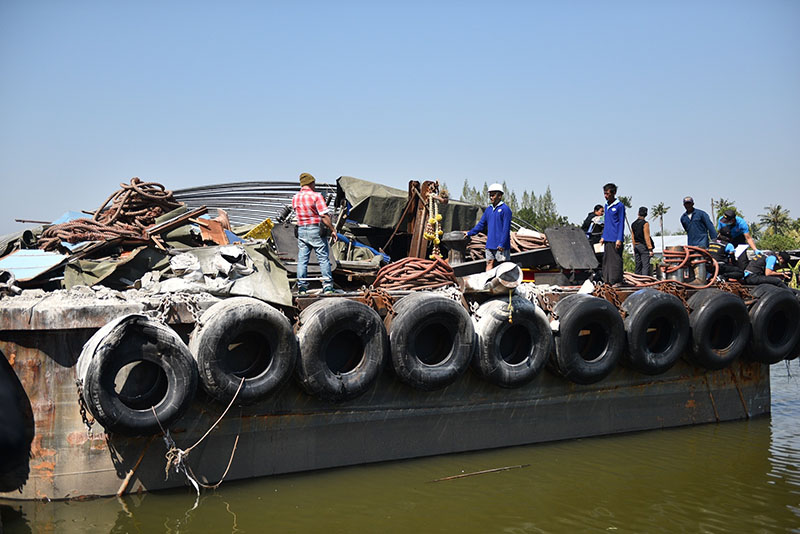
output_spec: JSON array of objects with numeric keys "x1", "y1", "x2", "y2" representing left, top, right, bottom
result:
[
  {"x1": 39, "y1": 178, "x2": 181, "y2": 250},
  {"x1": 467, "y1": 231, "x2": 549, "y2": 261},
  {"x1": 373, "y1": 256, "x2": 457, "y2": 291},
  {"x1": 621, "y1": 246, "x2": 720, "y2": 291}
]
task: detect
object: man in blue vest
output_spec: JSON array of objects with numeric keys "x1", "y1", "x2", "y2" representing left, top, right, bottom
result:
[
  {"x1": 680, "y1": 196, "x2": 716, "y2": 248},
  {"x1": 465, "y1": 183, "x2": 513, "y2": 271},
  {"x1": 599, "y1": 182, "x2": 625, "y2": 285},
  {"x1": 743, "y1": 251, "x2": 791, "y2": 288}
]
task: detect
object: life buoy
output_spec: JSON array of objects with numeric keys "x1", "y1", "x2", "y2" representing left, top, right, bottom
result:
[
  {"x1": 189, "y1": 297, "x2": 298, "y2": 404},
  {"x1": 687, "y1": 289, "x2": 750, "y2": 369},
  {"x1": 296, "y1": 298, "x2": 387, "y2": 401},
  {"x1": 389, "y1": 292, "x2": 474, "y2": 391},
  {"x1": 621, "y1": 288, "x2": 690, "y2": 375},
  {"x1": 473, "y1": 296, "x2": 552, "y2": 387},
  {"x1": 746, "y1": 285, "x2": 800, "y2": 364},
  {"x1": 76, "y1": 314, "x2": 198, "y2": 436},
  {"x1": 551, "y1": 294, "x2": 624, "y2": 384},
  {"x1": 0, "y1": 351, "x2": 34, "y2": 493}
]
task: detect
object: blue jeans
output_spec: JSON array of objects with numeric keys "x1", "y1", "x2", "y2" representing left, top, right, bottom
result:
[{"x1": 297, "y1": 224, "x2": 333, "y2": 290}]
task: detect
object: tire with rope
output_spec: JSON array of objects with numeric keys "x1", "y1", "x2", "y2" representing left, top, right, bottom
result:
[
  {"x1": 296, "y1": 298, "x2": 387, "y2": 401},
  {"x1": 745, "y1": 285, "x2": 800, "y2": 364},
  {"x1": 189, "y1": 297, "x2": 298, "y2": 405},
  {"x1": 76, "y1": 314, "x2": 198, "y2": 436},
  {"x1": 551, "y1": 294, "x2": 625, "y2": 384},
  {"x1": 473, "y1": 296, "x2": 552, "y2": 388},
  {"x1": 621, "y1": 288, "x2": 690, "y2": 375},
  {"x1": 389, "y1": 292, "x2": 474, "y2": 390},
  {"x1": 687, "y1": 289, "x2": 751, "y2": 369}
]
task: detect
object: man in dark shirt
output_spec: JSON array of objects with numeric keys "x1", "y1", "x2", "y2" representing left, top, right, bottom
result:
[
  {"x1": 743, "y1": 251, "x2": 791, "y2": 288},
  {"x1": 630, "y1": 206, "x2": 654, "y2": 276},
  {"x1": 680, "y1": 196, "x2": 716, "y2": 248},
  {"x1": 581, "y1": 204, "x2": 604, "y2": 246},
  {"x1": 707, "y1": 226, "x2": 743, "y2": 280}
]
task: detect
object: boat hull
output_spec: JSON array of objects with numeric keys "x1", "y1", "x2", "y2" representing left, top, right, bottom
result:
[{"x1": 0, "y1": 322, "x2": 769, "y2": 501}]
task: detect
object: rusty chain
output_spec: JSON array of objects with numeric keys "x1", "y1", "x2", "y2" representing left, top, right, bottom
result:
[
  {"x1": 152, "y1": 293, "x2": 203, "y2": 325},
  {"x1": 75, "y1": 378, "x2": 95, "y2": 438}
]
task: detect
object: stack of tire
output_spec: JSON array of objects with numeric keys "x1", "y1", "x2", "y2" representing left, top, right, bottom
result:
[{"x1": 73, "y1": 285, "x2": 800, "y2": 437}]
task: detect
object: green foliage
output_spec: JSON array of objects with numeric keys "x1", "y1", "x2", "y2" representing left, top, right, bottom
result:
[
  {"x1": 759, "y1": 204, "x2": 792, "y2": 235},
  {"x1": 618, "y1": 195, "x2": 633, "y2": 209},
  {"x1": 757, "y1": 229, "x2": 800, "y2": 251},
  {"x1": 623, "y1": 246, "x2": 635, "y2": 272},
  {"x1": 650, "y1": 202, "x2": 670, "y2": 252},
  {"x1": 711, "y1": 198, "x2": 737, "y2": 221}
]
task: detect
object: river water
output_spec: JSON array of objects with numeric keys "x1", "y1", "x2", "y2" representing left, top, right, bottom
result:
[{"x1": 2, "y1": 363, "x2": 800, "y2": 533}]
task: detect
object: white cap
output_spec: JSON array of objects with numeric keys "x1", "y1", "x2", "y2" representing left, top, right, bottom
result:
[{"x1": 488, "y1": 183, "x2": 504, "y2": 194}]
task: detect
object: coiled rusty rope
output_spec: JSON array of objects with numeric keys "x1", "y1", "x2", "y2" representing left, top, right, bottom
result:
[
  {"x1": 622, "y1": 246, "x2": 720, "y2": 290},
  {"x1": 467, "y1": 231, "x2": 549, "y2": 261},
  {"x1": 39, "y1": 178, "x2": 181, "y2": 250},
  {"x1": 373, "y1": 257, "x2": 457, "y2": 290}
]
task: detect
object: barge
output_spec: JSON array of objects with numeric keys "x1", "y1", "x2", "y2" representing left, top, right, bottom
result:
[{"x1": 0, "y1": 177, "x2": 797, "y2": 501}]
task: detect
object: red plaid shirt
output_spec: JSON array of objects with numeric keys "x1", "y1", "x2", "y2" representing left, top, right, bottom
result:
[{"x1": 292, "y1": 186, "x2": 329, "y2": 226}]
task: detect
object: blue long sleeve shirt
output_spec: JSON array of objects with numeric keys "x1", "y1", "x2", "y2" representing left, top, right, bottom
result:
[
  {"x1": 680, "y1": 209, "x2": 717, "y2": 248},
  {"x1": 602, "y1": 199, "x2": 625, "y2": 243},
  {"x1": 467, "y1": 202, "x2": 512, "y2": 250}
]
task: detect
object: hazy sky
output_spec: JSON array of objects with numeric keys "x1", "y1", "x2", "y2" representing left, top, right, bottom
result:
[{"x1": 1, "y1": 0, "x2": 798, "y2": 237}]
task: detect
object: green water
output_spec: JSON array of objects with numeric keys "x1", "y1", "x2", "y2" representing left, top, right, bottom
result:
[{"x1": 3, "y1": 364, "x2": 800, "y2": 533}]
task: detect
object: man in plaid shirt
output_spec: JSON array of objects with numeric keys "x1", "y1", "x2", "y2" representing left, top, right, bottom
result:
[{"x1": 292, "y1": 172, "x2": 339, "y2": 295}]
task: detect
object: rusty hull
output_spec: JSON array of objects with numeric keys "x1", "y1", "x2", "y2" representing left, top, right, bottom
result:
[{"x1": 0, "y1": 296, "x2": 770, "y2": 501}]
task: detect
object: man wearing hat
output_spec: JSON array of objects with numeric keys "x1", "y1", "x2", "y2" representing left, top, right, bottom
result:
[
  {"x1": 679, "y1": 196, "x2": 716, "y2": 248},
  {"x1": 292, "y1": 172, "x2": 339, "y2": 295},
  {"x1": 717, "y1": 208, "x2": 758, "y2": 252},
  {"x1": 465, "y1": 183, "x2": 512, "y2": 271}
]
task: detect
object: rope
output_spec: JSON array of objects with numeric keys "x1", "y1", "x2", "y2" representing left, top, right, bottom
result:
[
  {"x1": 373, "y1": 256, "x2": 457, "y2": 291},
  {"x1": 622, "y1": 246, "x2": 720, "y2": 290},
  {"x1": 38, "y1": 177, "x2": 181, "y2": 250},
  {"x1": 467, "y1": 231, "x2": 548, "y2": 261},
  {"x1": 153, "y1": 377, "x2": 245, "y2": 495}
]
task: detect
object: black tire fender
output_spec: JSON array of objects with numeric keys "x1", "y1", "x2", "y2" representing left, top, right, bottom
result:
[
  {"x1": 0, "y1": 351, "x2": 34, "y2": 493},
  {"x1": 189, "y1": 297, "x2": 298, "y2": 404},
  {"x1": 473, "y1": 296, "x2": 552, "y2": 387},
  {"x1": 687, "y1": 289, "x2": 751, "y2": 369},
  {"x1": 296, "y1": 298, "x2": 387, "y2": 401},
  {"x1": 621, "y1": 288, "x2": 690, "y2": 375},
  {"x1": 389, "y1": 292, "x2": 474, "y2": 391},
  {"x1": 746, "y1": 285, "x2": 800, "y2": 364},
  {"x1": 551, "y1": 294, "x2": 624, "y2": 384},
  {"x1": 76, "y1": 314, "x2": 198, "y2": 436}
]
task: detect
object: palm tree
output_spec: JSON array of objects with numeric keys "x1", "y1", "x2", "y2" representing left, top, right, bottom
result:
[
  {"x1": 759, "y1": 204, "x2": 791, "y2": 235},
  {"x1": 711, "y1": 198, "x2": 736, "y2": 222},
  {"x1": 650, "y1": 202, "x2": 670, "y2": 252}
]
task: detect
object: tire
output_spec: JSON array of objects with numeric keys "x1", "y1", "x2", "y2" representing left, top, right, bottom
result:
[
  {"x1": 390, "y1": 293, "x2": 474, "y2": 390},
  {"x1": 687, "y1": 289, "x2": 751, "y2": 369},
  {"x1": 0, "y1": 351, "x2": 34, "y2": 493},
  {"x1": 746, "y1": 285, "x2": 800, "y2": 364},
  {"x1": 189, "y1": 297, "x2": 298, "y2": 404},
  {"x1": 296, "y1": 298, "x2": 387, "y2": 401},
  {"x1": 621, "y1": 289, "x2": 689, "y2": 375},
  {"x1": 76, "y1": 315, "x2": 198, "y2": 436},
  {"x1": 551, "y1": 294, "x2": 624, "y2": 384},
  {"x1": 473, "y1": 296, "x2": 552, "y2": 387}
]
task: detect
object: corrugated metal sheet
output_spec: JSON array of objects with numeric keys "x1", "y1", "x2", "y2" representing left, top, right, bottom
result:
[{"x1": 172, "y1": 181, "x2": 338, "y2": 227}]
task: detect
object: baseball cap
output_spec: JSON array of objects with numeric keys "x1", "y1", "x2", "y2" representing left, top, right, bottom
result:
[{"x1": 683, "y1": 196, "x2": 694, "y2": 204}]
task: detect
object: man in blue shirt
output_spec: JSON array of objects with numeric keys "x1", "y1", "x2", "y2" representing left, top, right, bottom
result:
[
  {"x1": 717, "y1": 209, "x2": 758, "y2": 251},
  {"x1": 743, "y1": 251, "x2": 791, "y2": 288},
  {"x1": 465, "y1": 183, "x2": 512, "y2": 271},
  {"x1": 680, "y1": 196, "x2": 716, "y2": 248},
  {"x1": 599, "y1": 182, "x2": 625, "y2": 285}
]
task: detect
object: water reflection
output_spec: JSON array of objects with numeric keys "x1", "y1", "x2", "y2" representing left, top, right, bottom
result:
[{"x1": 2, "y1": 364, "x2": 799, "y2": 533}]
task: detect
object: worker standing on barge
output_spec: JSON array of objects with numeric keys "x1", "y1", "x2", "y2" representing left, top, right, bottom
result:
[
  {"x1": 293, "y1": 173, "x2": 339, "y2": 295},
  {"x1": 680, "y1": 196, "x2": 716, "y2": 248},
  {"x1": 599, "y1": 182, "x2": 625, "y2": 286},
  {"x1": 465, "y1": 183, "x2": 512, "y2": 271},
  {"x1": 631, "y1": 206, "x2": 654, "y2": 276}
]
